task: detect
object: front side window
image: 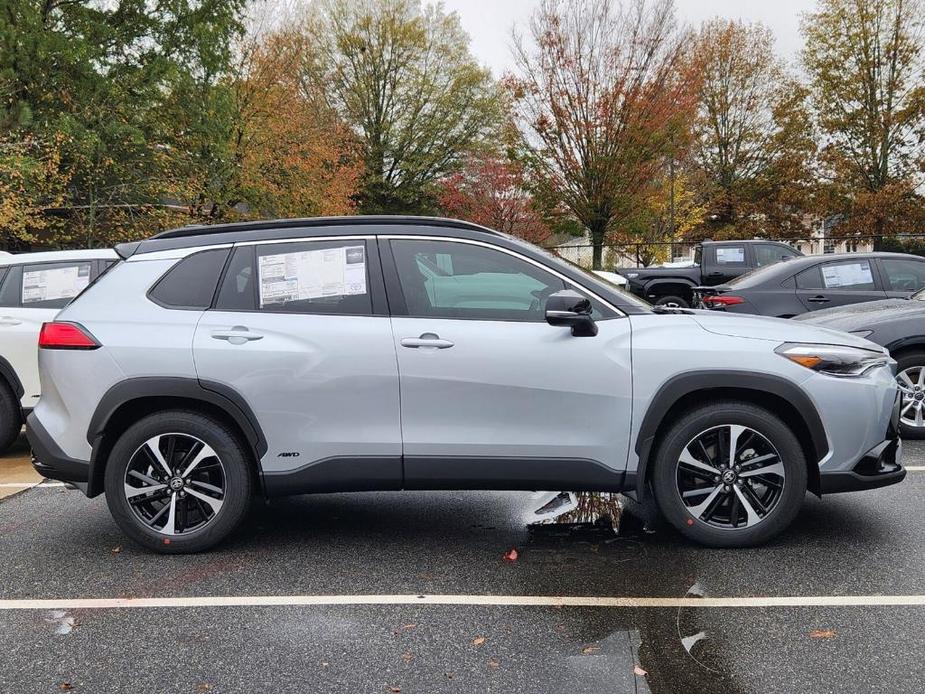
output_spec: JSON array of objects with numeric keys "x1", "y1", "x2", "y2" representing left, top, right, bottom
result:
[
  {"x1": 390, "y1": 239, "x2": 606, "y2": 321},
  {"x1": 796, "y1": 260, "x2": 876, "y2": 290},
  {"x1": 255, "y1": 240, "x2": 372, "y2": 315},
  {"x1": 880, "y1": 258, "x2": 925, "y2": 293},
  {"x1": 20, "y1": 262, "x2": 93, "y2": 309}
]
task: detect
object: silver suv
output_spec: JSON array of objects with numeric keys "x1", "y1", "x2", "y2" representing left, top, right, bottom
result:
[{"x1": 27, "y1": 217, "x2": 905, "y2": 553}]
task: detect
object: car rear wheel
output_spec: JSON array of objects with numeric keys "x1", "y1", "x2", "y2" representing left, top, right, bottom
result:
[
  {"x1": 104, "y1": 411, "x2": 253, "y2": 554},
  {"x1": 650, "y1": 401, "x2": 807, "y2": 548},
  {"x1": 653, "y1": 295, "x2": 689, "y2": 309},
  {"x1": 895, "y1": 350, "x2": 925, "y2": 439},
  {"x1": 0, "y1": 381, "x2": 22, "y2": 455}
]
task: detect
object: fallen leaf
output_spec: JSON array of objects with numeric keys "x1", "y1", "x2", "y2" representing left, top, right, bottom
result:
[
  {"x1": 487, "y1": 658, "x2": 501, "y2": 669},
  {"x1": 503, "y1": 548, "x2": 519, "y2": 562},
  {"x1": 633, "y1": 665, "x2": 648, "y2": 677},
  {"x1": 445, "y1": 672, "x2": 455, "y2": 680},
  {"x1": 581, "y1": 645, "x2": 601, "y2": 655},
  {"x1": 402, "y1": 651, "x2": 413, "y2": 663},
  {"x1": 320, "y1": 661, "x2": 330, "y2": 668},
  {"x1": 387, "y1": 686, "x2": 401, "y2": 693},
  {"x1": 392, "y1": 623, "x2": 416, "y2": 636},
  {"x1": 58, "y1": 684, "x2": 74, "y2": 691},
  {"x1": 195, "y1": 685, "x2": 212, "y2": 692},
  {"x1": 809, "y1": 629, "x2": 837, "y2": 639},
  {"x1": 111, "y1": 546, "x2": 122, "y2": 554},
  {"x1": 472, "y1": 636, "x2": 486, "y2": 646}
]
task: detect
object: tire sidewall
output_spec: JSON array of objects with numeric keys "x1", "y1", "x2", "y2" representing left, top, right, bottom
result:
[
  {"x1": 651, "y1": 402, "x2": 808, "y2": 548},
  {"x1": 104, "y1": 411, "x2": 252, "y2": 554},
  {"x1": 0, "y1": 380, "x2": 22, "y2": 454},
  {"x1": 653, "y1": 295, "x2": 690, "y2": 309}
]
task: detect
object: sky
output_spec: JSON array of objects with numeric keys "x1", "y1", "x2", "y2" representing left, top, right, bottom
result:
[{"x1": 442, "y1": 0, "x2": 815, "y2": 75}]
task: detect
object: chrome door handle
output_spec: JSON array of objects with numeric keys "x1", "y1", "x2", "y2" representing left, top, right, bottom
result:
[
  {"x1": 401, "y1": 333, "x2": 454, "y2": 349},
  {"x1": 0, "y1": 317, "x2": 21, "y2": 326},
  {"x1": 211, "y1": 326, "x2": 264, "y2": 345}
]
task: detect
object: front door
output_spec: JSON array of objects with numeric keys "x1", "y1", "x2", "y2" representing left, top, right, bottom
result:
[
  {"x1": 795, "y1": 258, "x2": 886, "y2": 312},
  {"x1": 384, "y1": 237, "x2": 633, "y2": 490},
  {"x1": 193, "y1": 238, "x2": 402, "y2": 491}
]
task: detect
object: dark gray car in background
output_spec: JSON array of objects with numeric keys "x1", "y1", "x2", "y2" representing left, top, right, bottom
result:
[
  {"x1": 795, "y1": 288, "x2": 925, "y2": 439},
  {"x1": 696, "y1": 252, "x2": 925, "y2": 318}
]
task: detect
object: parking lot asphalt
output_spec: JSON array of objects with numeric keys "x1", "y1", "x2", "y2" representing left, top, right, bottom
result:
[{"x1": 2, "y1": 444, "x2": 925, "y2": 693}]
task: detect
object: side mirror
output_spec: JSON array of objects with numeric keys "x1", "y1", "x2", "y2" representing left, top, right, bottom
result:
[{"x1": 545, "y1": 289, "x2": 598, "y2": 337}]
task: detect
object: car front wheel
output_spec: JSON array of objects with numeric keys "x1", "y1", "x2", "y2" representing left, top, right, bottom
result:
[
  {"x1": 895, "y1": 350, "x2": 925, "y2": 439},
  {"x1": 651, "y1": 401, "x2": 807, "y2": 548},
  {"x1": 104, "y1": 411, "x2": 253, "y2": 554}
]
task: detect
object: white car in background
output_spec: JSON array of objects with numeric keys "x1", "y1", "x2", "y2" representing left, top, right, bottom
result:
[{"x1": 0, "y1": 249, "x2": 118, "y2": 453}]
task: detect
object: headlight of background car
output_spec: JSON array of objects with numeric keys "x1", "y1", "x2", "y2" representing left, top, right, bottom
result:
[{"x1": 775, "y1": 342, "x2": 890, "y2": 377}]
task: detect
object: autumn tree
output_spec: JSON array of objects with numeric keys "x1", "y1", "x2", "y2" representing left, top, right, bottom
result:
[
  {"x1": 439, "y1": 153, "x2": 551, "y2": 245},
  {"x1": 803, "y1": 0, "x2": 925, "y2": 236},
  {"x1": 692, "y1": 19, "x2": 816, "y2": 238},
  {"x1": 511, "y1": 0, "x2": 697, "y2": 269},
  {"x1": 302, "y1": 0, "x2": 504, "y2": 214}
]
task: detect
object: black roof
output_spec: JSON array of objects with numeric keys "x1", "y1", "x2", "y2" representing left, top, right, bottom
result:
[{"x1": 118, "y1": 216, "x2": 503, "y2": 258}]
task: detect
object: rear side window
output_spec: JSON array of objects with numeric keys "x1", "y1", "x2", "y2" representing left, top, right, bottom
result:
[
  {"x1": 796, "y1": 260, "x2": 876, "y2": 290},
  {"x1": 215, "y1": 246, "x2": 256, "y2": 311},
  {"x1": 714, "y1": 245, "x2": 746, "y2": 265},
  {"x1": 253, "y1": 240, "x2": 372, "y2": 315},
  {"x1": 21, "y1": 261, "x2": 93, "y2": 309},
  {"x1": 148, "y1": 248, "x2": 231, "y2": 309},
  {"x1": 0, "y1": 266, "x2": 21, "y2": 307}
]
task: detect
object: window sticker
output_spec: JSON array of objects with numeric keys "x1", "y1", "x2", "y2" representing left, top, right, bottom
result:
[
  {"x1": 821, "y1": 262, "x2": 873, "y2": 288},
  {"x1": 715, "y1": 247, "x2": 745, "y2": 264},
  {"x1": 22, "y1": 264, "x2": 91, "y2": 304},
  {"x1": 258, "y1": 245, "x2": 367, "y2": 307}
]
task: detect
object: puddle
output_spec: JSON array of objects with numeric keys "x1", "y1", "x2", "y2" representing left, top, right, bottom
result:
[{"x1": 527, "y1": 492, "x2": 623, "y2": 532}]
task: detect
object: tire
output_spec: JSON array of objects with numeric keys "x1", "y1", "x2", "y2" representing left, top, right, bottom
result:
[
  {"x1": 650, "y1": 401, "x2": 807, "y2": 548},
  {"x1": 104, "y1": 410, "x2": 253, "y2": 554},
  {"x1": 894, "y1": 350, "x2": 925, "y2": 439},
  {"x1": 0, "y1": 381, "x2": 22, "y2": 455},
  {"x1": 653, "y1": 295, "x2": 689, "y2": 308}
]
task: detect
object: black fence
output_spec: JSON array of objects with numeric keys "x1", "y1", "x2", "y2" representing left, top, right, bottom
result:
[{"x1": 547, "y1": 234, "x2": 925, "y2": 269}]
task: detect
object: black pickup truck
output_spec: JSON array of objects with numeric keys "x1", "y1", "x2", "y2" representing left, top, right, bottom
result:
[{"x1": 617, "y1": 239, "x2": 802, "y2": 307}]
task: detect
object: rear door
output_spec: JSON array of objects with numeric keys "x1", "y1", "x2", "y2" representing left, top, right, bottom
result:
[
  {"x1": 703, "y1": 244, "x2": 749, "y2": 285},
  {"x1": 795, "y1": 258, "x2": 886, "y2": 312},
  {"x1": 192, "y1": 237, "x2": 402, "y2": 490},
  {"x1": 878, "y1": 257, "x2": 925, "y2": 298},
  {"x1": 0, "y1": 260, "x2": 95, "y2": 408}
]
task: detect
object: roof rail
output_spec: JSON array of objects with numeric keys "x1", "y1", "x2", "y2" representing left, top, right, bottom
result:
[{"x1": 151, "y1": 215, "x2": 501, "y2": 241}]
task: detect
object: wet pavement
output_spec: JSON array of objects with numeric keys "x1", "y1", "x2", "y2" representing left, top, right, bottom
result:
[{"x1": 1, "y1": 444, "x2": 924, "y2": 693}]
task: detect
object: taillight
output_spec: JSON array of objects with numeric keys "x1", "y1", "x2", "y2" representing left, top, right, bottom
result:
[
  {"x1": 38, "y1": 322, "x2": 100, "y2": 350},
  {"x1": 703, "y1": 295, "x2": 745, "y2": 307}
]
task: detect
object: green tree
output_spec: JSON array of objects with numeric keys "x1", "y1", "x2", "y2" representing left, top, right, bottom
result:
[
  {"x1": 0, "y1": 0, "x2": 247, "y2": 248},
  {"x1": 303, "y1": 0, "x2": 503, "y2": 214},
  {"x1": 802, "y1": 0, "x2": 925, "y2": 235}
]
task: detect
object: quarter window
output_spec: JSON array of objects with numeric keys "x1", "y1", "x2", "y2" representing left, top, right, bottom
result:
[
  {"x1": 148, "y1": 248, "x2": 231, "y2": 309},
  {"x1": 254, "y1": 240, "x2": 372, "y2": 315},
  {"x1": 390, "y1": 239, "x2": 606, "y2": 321}
]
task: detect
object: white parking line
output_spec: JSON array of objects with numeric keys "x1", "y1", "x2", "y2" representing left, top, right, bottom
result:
[
  {"x1": 0, "y1": 482, "x2": 66, "y2": 488},
  {"x1": 2, "y1": 594, "x2": 925, "y2": 610},
  {"x1": 905, "y1": 466, "x2": 925, "y2": 471}
]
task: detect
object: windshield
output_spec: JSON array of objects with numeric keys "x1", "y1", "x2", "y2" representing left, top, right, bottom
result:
[{"x1": 913, "y1": 288, "x2": 925, "y2": 301}]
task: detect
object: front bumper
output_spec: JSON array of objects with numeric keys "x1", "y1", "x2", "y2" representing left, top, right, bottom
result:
[
  {"x1": 26, "y1": 412, "x2": 90, "y2": 492},
  {"x1": 819, "y1": 394, "x2": 905, "y2": 493}
]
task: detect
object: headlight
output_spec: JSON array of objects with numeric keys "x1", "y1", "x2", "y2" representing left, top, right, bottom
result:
[{"x1": 775, "y1": 342, "x2": 890, "y2": 377}]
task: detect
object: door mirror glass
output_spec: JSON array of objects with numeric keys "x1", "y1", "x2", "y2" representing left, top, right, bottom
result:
[{"x1": 545, "y1": 289, "x2": 598, "y2": 337}]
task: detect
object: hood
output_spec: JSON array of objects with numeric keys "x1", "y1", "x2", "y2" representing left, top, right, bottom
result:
[
  {"x1": 690, "y1": 310, "x2": 883, "y2": 350},
  {"x1": 792, "y1": 298, "x2": 925, "y2": 332}
]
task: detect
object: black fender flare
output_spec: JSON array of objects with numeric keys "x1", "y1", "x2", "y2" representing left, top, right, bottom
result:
[
  {"x1": 0, "y1": 355, "x2": 24, "y2": 399},
  {"x1": 640, "y1": 278, "x2": 697, "y2": 297},
  {"x1": 86, "y1": 377, "x2": 267, "y2": 496},
  {"x1": 884, "y1": 336, "x2": 925, "y2": 355},
  {"x1": 631, "y1": 370, "x2": 828, "y2": 501}
]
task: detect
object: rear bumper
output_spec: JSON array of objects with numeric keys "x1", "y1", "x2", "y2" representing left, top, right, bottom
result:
[
  {"x1": 26, "y1": 412, "x2": 90, "y2": 492},
  {"x1": 819, "y1": 396, "x2": 905, "y2": 493}
]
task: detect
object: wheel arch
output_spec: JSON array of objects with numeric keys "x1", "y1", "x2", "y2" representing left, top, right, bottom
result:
[
  {"x1": 631, "y1": 371, "x2": 828, "y2": 501},
  {"x1": 641, "y1": 279, "x2": 696, "y2": 301},
  {"x1": 0, "y1": 355, "x2": 24, "y2": 400},
  {"x1": 86, "y1": 377, "x2": 267, "y2": 497},
  {"x1": 885, "y1": 337, "x2": 925, "y2": 358}
]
